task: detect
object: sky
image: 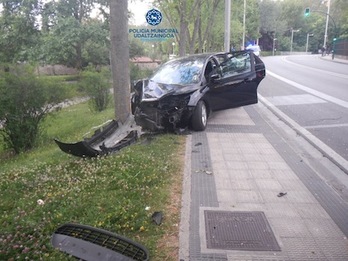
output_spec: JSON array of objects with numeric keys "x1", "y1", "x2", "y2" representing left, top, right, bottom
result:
[{"x1": 128, "y1": 0, "x2": 154, "y2": 26}]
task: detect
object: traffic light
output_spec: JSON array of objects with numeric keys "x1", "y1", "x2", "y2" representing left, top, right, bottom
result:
[{"x1": 304, "y1": 7, "x2": 310, "y2": 17}]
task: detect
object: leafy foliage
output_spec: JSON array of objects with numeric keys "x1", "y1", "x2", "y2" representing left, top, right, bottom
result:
[
  {"x1": 1, "y1": 0, "x2": 347, "y2": 67},
  {"x1": 41, "y1": 15, "x2": 110, "y2": 68},
  {"x1": 130, "y1": 63, "x2": 154, "y2": 84},
  {"x1": 259, "y1": 0, "x2": 346, "y2": 53},
  {"x1": 83, "y1": 20, "x2": 110, "y2": 66},
  {"x1": 0, "y1": 0, "x2": 41, "y2": 62},
  {"x1": 80, "y1": 67, "x2": 111, "y2": 112},
  {"x1": 154, "y1": 0, "x2": 261, "y2": 54},
  {"x1": 0, "y1": 65, "x2": 65, "y2": 153},
  {"x1": 129, "y1": 38, "x2": 145, "y2": 59},
  {"x1": 41, "y1": 16, "x2": 83, "y2": 67},
  {"x1": 333, "y1": 0, "x2": 348, "y2": 38}
]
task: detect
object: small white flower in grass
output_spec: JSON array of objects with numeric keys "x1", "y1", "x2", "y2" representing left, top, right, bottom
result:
[
  {"x1": 37, "y1": 199, "x2": 44, "y2": 205},
  {"x1": 145, "y1": 206, "x2": 151, "y2": 211}
]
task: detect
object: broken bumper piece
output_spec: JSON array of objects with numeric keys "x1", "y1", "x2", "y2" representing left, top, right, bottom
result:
[{"x1": 54, "y1": 120, "x2": 138, "y2": 158}]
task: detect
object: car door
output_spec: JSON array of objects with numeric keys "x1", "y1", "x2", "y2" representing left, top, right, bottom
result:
[{"x1": 207, "y1": 50, "x2": 259, "y2": 111}]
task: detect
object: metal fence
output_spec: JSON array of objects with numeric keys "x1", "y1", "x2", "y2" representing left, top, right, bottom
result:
[{"x1": 334, "y1": 38, "x2": 348, "y2": 58}]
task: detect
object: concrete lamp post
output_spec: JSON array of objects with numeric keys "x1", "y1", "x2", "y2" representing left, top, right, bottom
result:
[{"x1": 290, "y1": 29, "x2": 300, "y2": 53}]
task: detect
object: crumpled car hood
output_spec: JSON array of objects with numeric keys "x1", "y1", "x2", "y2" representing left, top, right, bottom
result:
[{"x1": 140, "y1": 80, "x2": 200, "y2": 101}]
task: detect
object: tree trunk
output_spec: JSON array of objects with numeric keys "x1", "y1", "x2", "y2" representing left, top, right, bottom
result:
[
  {"x1": 110, "y1": 0, "x2": 130, "y2": 123},
  {"x1": 189, "y1": 0, "x2": 202, "y2": 54},
  {"x1": 202, "y1": 0, "x2": 221, "y2": 52},
  {"x1": 178, "y1": 1, "x2": 187, "y2": 56},
  {"x1": 75, "y1": 42, "x2": 83, "y2": 69}
]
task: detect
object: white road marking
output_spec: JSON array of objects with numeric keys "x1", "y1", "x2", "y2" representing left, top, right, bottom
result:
[
  {"x1": 304, "y1": 123, "x2": 348, "y2": 129},
  {"x1": 266, "y1": 94, "x2": 326, "y2": 106},
  {"x1": 267, "y1": 70, "x2": 348, "y2": 109},
  {"x1": 282, "y1": 56, "x2": 348, "y2": 79}
]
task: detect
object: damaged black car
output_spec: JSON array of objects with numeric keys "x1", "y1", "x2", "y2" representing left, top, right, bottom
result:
[{"x1": 131, "y1": 50, "x2": 265, "y2": 132}]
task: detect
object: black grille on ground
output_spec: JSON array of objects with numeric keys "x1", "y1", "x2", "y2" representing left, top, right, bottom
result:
[{"x1": 52, "y1": 223, "x2": 149, "y2": 261}]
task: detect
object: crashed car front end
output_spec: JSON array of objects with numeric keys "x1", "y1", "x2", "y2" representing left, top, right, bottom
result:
[
  {"x1": 133, "y1": 89, "x2": 194, "y2": 132},
  {"x1": 132, "y1": 55, "x2": 209, "y2": 131}
]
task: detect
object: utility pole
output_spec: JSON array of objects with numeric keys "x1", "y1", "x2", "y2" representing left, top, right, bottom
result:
[
  {"x1": 323, "y1": 0, "x2": 331, "y2": 48},
  {"x1": 290, "y1": 29, "x2": 294, "y2": 53},
  {"x1": 272, "y1": 37, "x2": 277, "y2": 56},
  {"x1": 224, "y1": 0, "x2": 231, "y2": 52},
  {"x1": 306, "y1": 33, "x2": 313, "y2": 53},
  {"x1": 290, "y1": 29, "x2": 300, "y2": 53},
  {"x1": 242, "y1": 0, "x2": 246, "y2": 49}
]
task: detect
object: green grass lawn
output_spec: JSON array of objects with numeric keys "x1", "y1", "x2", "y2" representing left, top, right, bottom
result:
[{"x1": 0, "y1": 100, "x2": 185, "y2": 260}]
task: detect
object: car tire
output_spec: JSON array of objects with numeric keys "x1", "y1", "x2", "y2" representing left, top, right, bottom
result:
[{"x1": 191, "y1": 100, "x2": 208, "y2": 131}]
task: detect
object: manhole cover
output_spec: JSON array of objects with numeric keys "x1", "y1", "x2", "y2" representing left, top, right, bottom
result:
[{"x1": 204, "y1": 210, "x2": 280, "y2": 251}]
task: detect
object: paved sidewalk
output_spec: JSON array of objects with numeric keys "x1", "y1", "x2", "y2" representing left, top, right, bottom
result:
[
  {"x1": 320, "y1": 55, "x2": 348, "y2": 64},
  {"x1": 179, "y1": 102, "x2": 348, "y2": 260}
]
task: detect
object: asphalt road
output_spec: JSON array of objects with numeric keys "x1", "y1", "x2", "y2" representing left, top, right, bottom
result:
[{"x1": 258, "y1": 55, "x2": 348, "y2": 163}]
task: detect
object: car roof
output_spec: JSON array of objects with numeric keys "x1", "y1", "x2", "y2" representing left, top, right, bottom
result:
[
  {"x1": 170, "y1": 53, "x2": 221, "y2": 63},
  {"x1": 165, "y1": 50, "x2": 253, "y2": 65}
]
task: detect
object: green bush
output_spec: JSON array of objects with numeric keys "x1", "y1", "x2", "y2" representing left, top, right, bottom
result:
[
  {"x1": 80, "y1": 67, "x2": 111, "y2": 112},
  {"x1": 130, "y1": 63, "x2": 154, "y2": 84},
  {"x1": 0, "y1": 65, "x2": 65, "y2": 154}
]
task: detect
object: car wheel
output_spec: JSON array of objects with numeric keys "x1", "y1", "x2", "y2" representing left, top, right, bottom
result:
[{"x1": 191, "y1": 100, "x2": 207, "y2": 131}]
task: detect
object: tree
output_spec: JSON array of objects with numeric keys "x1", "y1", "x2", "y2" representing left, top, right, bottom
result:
[
  {"x1": 129, "y1": 37, "x2": 145, "y2": 59},
  {"x1": 333, "y1": 0, "x2": 348, "y2": 38},
  {"x1": 80, "y1": 68, "x2": 111, "y2": 112},
  {"x1": 157, "y1": 0, "x2": 262, "y2": 55},
  {"x1": 193, "y1": 0, "x2": 222, "y2": 53},
  {"x1": 258, "y1": 0, "x2": 331, "y2": 52},
  {"x1": 244, "y1": 0, "x2": 261, "y2": 43},
  {"x1": 83, "y1": 19, "x2": 110, "y2": 67},
  {"x1": 0, "y1": 66, "x2": 65, "y2": 153},
  {"x1": 258, "y1": 0, "x2": 348, "y2": 53},
  {"x1": 41, "y1": 16, "x2": 85, "y2": 67},
  {"x1": 40, "y1": 0, "x2": 109, "y2": 69},
  {"x1": 158, "y1": 0, "x2": 223, "y2": 56},
  {"x1": 0, "y1": 0, "x2": 41, "y2": 63},
  {"x1": 110, "y1": 0, "x2": 130, "y2": 123}
]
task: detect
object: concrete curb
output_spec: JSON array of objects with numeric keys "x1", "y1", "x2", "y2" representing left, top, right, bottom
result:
[
  {"x1": 179, "y1": 135, "x2": 191, "y2": 261},
  {"x1": 259, "y1": 95, "x2": 348, "y2": 175}
]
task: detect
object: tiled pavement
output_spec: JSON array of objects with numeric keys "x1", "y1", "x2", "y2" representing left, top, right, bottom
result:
[{"x1": 179, "y1": 102, "x2": 348, "y2": 261}]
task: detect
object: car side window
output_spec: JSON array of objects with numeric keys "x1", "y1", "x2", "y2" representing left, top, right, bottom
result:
[
  {"x1": 204, "y1": 59, "x2": 218, "y2": 80},
  {"x1": 219, "y1": 52, "x2": 251, "y2": 78}
]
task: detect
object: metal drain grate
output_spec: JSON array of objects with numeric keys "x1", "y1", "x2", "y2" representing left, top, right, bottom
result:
[{"x1": 204, "y1": 210, "x2": 281, "y2": 251}]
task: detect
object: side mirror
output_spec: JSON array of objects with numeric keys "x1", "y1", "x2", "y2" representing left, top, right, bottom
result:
[{"x1": 209, "y1": 73, "x2": 219, "y2": 83}]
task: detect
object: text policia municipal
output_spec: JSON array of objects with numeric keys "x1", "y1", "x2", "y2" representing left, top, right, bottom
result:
[{"x1": 129, "y1": 28, "x2": 178, "y2": 39}]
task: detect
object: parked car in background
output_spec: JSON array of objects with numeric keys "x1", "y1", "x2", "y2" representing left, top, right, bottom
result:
[
  {"x1": 246, "y1": 44, "x2": 261, "y2": 56},
  {"x1": 131, "y1": 50, "x2": 266, "y2": 132}
]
